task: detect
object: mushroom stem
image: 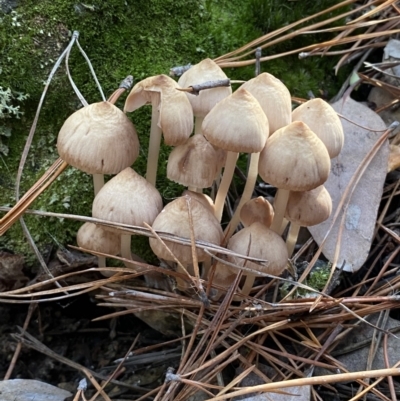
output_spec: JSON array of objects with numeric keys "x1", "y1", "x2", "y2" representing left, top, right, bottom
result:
[
  {"x1": 146, "y1": 98, "x2": 162, "y2": 187},
  {"x1": 195, "y1": 117, "x2": 204, "y2": 135},
  {"x1": 270, "y1": 189, "x2": 290, "y2": 235},
  {"x1": 241, "y1": 272, "x2": 257, "y2": 296},
  {"x1": 214, "y1": 151, "x2": 238, "y2": 222},
  {"x1": 93, "y1": 173, "x2": 104, "y2": 196},
  {"x1": 120, "y1": 234, "x2": 133, "y2": 267},
  {"x1": 286, "y1": 222, "x2": 301, "y2": 257},
  {"x1": 223, "y1": 152, "x2": 259, "y2": 242}
]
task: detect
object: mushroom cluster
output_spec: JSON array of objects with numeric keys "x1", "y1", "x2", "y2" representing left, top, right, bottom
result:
[{"x1": 58, "y1": 59, "x2": 343, "y2": 300}]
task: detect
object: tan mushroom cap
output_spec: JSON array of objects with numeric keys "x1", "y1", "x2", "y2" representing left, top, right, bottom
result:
[
  {"x1": 182, "y1": 190, "x2": 215, "y2": 214},
  {"x1": 285, "y1": 185, "x2": 332, "y2": 227},
  {"x1": 57, "y1": 102, "x2": 139, "y2": 174},
  {"x1": 259, "y1": 121, "x2": 331, "y2": 191},
  {"x1": 227, "y1": 222, "x2": 288, "y2": 276},
  {"x1": 202, "y1": 87, "x2": 269, "y2": 153},
  {"x1": 240, "y1": 196, "x2": 274, "y2": 228},
  {"x1": 150, "y1": 195, "x2": 223, "y2": 264},
  {"x1": 92, "y1": 167, "x2": 163, "y2": 233},
  {"x1": 241, "y1": 73, "x2": 292, "y2": 134},
  {"x1": 292, "y1": 98, "x2": 344, "y2": 158},
  {"x1": 167, "y1": 134, "x2": 219, "y2": 188},
  {"x1": 77, "y1": 222, "x2": 120, "y2": 255},
  {"x1": 124, "y1": 74, "x2": 193, "y2": 146},
  {"x1": 178, "y1": 58, "x2": 232, "y2": 117}
]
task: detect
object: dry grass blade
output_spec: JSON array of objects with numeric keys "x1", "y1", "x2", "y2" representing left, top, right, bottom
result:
[
  {"x1": 205, "y1": 368, "x2": 400, "y2": 401},
  {"x1": 213, "y1": 0, "x2": 399, "y2": 74},
  {"x1": 0, "y1": 159, "x2": 68, "y2": 235}
]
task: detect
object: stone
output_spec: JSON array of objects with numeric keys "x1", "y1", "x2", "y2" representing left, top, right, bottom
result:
[{"x1": 0, "y1": 379, "x2": 72, "y2": 401}]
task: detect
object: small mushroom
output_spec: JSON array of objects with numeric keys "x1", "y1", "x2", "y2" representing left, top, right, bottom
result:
[
  {"x1": 124, "y1": 74, "x2": 193, "y2": 186},
  {"x1": 57, "y1": 101, "x2": 139, "y2": 195},
  {"x1": 240, "y1": 196, "x2": 274, "y2": 228},
  {"x1": 150, "y1": 195, "x2": 223, "y2": 290},
  {"x1": 202, "y1": 87, "x2": 269, "y2": 240},
  {"x1": 77, "y1": 222, "x2": 120, "y2": 272},
  {"x1": 178, "y1": 58, "x2": 232, "y2": 134},
  {"x1": 259, "y1": 121, "x2": 331, "y2": 234},
  {"x1": 92, "y1": 167, "x2": 163, "y2": 269},
  {"x1": 292, "y1": 98, "x2": 344, "y2": 159},
  {"x1": 225, "y1": 222, "x2": 288, "y2": 296},
  {"x1": 241, "y1": 72, "x2": 292, "y2": 134},
  {"x1": 285, "y1": 185, "x2": 332, "y2": 256},
  {"x1": 167, "y1": 134, "x2": 219, "y2": 191}
]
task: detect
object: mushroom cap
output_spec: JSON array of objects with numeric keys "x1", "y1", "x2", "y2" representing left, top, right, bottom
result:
[
  {"x1": 292, "y1": 98, "x2": 344, "y2": 158},
  {"x1": 167, "y1": 134, "x2": 219, "y2": 188},
  {"x1": 182, "y1": 190, "x2": 215, "y2": 214},
  {"x1": 92, "y1": 167, "x2": 163, "y2": 233},
  {"x1": 178, "y1": 58, "x2": 232, "y2": 117},
  {"x1": 240, "y1": 196, "x2": 274, "y2": 228},
  {"x1": 285, "y1": 185, "x2": 332, "y2": 226},
  {"x1": 57, "y1": 102, "x2": 139, "y2": 174},
  {"x1": 124, "y1": 74, "x2": 193, "y2": 146},
  {"x1": 241, "y1": 73, "x2": 292, "y2": 134},
  {"x1": 202, "y1": 87, "x2": 269, "y2": 153},
  {"x1": 259, "y1": 121, "x2": 331, "y2": 191},
  {"x1": 150, "y1": 195, "x2": 223, "y2": 264},
  {"x1": 77, "y1": 222, "x2": 120, "y2": 255},
  {"x1": 227, "y1": 222, "x2": 288, "y2": 276}
]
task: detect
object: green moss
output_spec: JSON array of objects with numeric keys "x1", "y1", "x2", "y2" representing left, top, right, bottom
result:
[{"x1": 0, "y1": 0, "x2": 350, "y2": 266}]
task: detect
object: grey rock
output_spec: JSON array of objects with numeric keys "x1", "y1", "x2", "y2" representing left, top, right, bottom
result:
[{"x1": 0, "y1": 379, "x2": 72, "y2": 401}]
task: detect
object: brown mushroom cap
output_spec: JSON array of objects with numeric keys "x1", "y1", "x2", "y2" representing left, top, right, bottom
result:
[
  {"x1": 292, "y1": 98, "x2": 344, "y2": 158},
  {"x1": 202, "y1": 87, "x2": 269, "y2": 153},
  {"x1": 182, "y1": 190, "x2": 215, "y2": 214},
  {"x1": 259, "y1": 121, "x2": 331, "y2": 191},
  {"x1": 241, "y1": 73, "x2": 292, "y2": 134},
  {"x1": 57, "y1": 102, "x2": 139, "y2": 174},
  {"x1": 227, "y1": 222, "x2": 288, "y2": 276},
  {"x1": 77, "y1": 222, "x2": 120, "y2": 255},
  {"x1": 124, "y1": 74, "x2": 193, "y2": 146},
  {"x1": 178, "y1": 58, "x2": 232, "y2": 117},
  {"x1": 240, "y1": 196, "x2": 274, "y2": 228},
  {"x1": 285, "y1": 185, "x2": 332, "y2": 227},
  {"x1": 150, "y1": 196, "x2": 223, "y2": 264},
  {"x1": 92, "y1": 167, "x2": 163, "y2": 232},
  {"x1": 167, "y1": 134, "x2": 219, "y2": 188}
]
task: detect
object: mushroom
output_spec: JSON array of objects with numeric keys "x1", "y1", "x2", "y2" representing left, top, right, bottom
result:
[
  {"x1": 258, "y1": 121, "x2": 331, "y2": 234},
  {"x1": 77, "y1": 222, "x2": 120, "y2": 272},
  {"x1": 292, "y1": 98, "x2": 344, "y2": 158},
  {"x1": 178, "y1": 58, "x2": 232, "y2": 134},
  {"x1": 92, "y1": 167, "x2": 163, "y2": 269},
  {"x1": 202, "y1": 87, "x2": 269, "y2": 240},
  {"x1": 240, "y1": 72, "x2": 292, "y2": 134},
  {"x1": 57, "y1": 101, "x2": 139, "y2": 195},
  {"x1": 222, "y1": 222, "x2": 288, "y2": 296},
  {"x1": 240, "y1": 196, "x2": 274, "y2": 228},
  {"x1": 167, "y1": 134, "x2": 219, "y2": 191},
  {"x1": 150, "y1": 195, "x2": 223, "y2": 290},
  {"x1": 124, "y1": 74, "x2": 193, "y2": 186},
  {"x1": 285, "y1": 185, "x2": 332, "y2": 256}
]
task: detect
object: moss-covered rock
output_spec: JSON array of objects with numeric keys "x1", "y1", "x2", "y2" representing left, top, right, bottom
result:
[{"x1": 0, "y1": 0, "x2": 348, "y2": 266}]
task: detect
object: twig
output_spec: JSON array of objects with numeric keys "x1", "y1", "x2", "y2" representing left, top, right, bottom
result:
[
  {"x1": 4, "y1": 302, "x2": 37, "y2": 379},
  {"x1": 177, "y1": 79, "x2": 230, "y2": 96}
]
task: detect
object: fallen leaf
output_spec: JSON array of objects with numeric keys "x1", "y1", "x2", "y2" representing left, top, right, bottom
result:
[{"x1": 309, "y1": 98, "x2": 389, "y2": 272}]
